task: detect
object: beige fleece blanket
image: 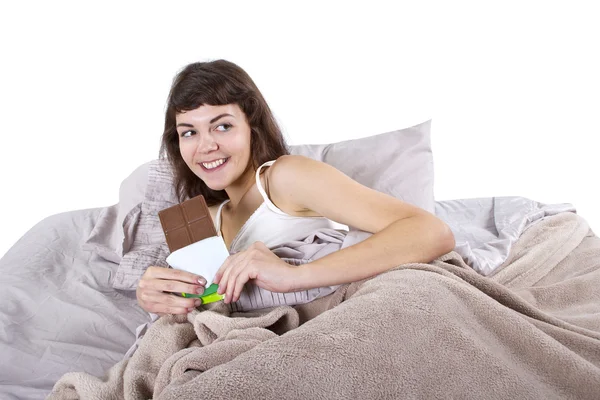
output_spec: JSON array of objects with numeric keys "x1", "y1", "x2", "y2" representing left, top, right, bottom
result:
[{"x1": 48, "y1": 212, "x2": 600, "y2": 399}]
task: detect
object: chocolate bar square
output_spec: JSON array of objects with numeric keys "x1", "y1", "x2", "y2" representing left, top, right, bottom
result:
[{"x1": 158, "y1": 194, "x2": 217, "y2": 253}]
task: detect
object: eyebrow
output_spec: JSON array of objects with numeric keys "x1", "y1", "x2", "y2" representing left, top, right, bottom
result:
[{"x1": 176, "y1": 113, "x2": 234, "y2": 128}]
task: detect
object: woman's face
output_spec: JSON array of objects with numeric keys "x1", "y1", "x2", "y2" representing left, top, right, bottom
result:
[{"x1": 176, "y1": 103, "x2": 252, "y2": 191}]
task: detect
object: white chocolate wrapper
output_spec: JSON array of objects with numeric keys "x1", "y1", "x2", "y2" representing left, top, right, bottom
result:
[{"x1": 166, "y1": 236, "x2": 230, "y2": 286}]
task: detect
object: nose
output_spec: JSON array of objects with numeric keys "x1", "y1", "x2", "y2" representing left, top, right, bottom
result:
[{"x1": 194, "y1": 131, "x2": 218, "y2": 154}]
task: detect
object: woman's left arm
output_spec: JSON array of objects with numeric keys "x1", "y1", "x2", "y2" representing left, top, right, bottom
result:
[
  {"x1": 214, "y1": 155, "x2": 456, "y2": 303},
  {"x1": 294, "y1": 212, "x2": 454, "y2": 291},
  {"x1": 269, "y1": 155, "x2": 456, "y2": 291}
]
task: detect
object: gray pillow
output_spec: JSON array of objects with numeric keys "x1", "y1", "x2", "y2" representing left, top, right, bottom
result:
[
  {"x1": 82, "y1": 162, "x2": 151, "y2": 263},
  {"x1": 290, "y1": 119, "x2": 433, "y2": 214},
  {"x1": 106, "y1": 119, "x2": 434, "y2": 289}
]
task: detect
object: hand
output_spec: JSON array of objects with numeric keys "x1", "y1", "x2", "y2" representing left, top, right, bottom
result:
[
  {"x1": 137, "y1": 266, "x2": 207, "y2": 315},
  {"x1": 213, "y1": 241, "x2": 300, "y2": 304}
]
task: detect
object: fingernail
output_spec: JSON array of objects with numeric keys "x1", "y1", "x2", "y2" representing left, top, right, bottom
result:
[
  {"x1": 198, "y1": 278, "x2": 206, "y2": 286},
  {"x1": 194, "y1": 299, "x2": 202, "y2": 307},
  {"x1": 196, "y1": 287, "x2": 204, "y2": 295}
]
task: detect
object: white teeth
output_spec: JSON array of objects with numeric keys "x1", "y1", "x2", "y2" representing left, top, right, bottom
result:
[{"x1": 202, "y1": 158, "x2": 227, "y2": 169}]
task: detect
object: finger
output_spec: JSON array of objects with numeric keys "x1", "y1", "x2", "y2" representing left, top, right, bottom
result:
[
  {"x1": 217, "y1": 251, "x2": 249, "y2": 295},
  {"x1": 231, "y1": 266, "x2": 251, "y2": 303},
  {"x1": 149, "y1": 302, "x2": 192, "y2": 315},
  {"x1": 147, "y1": 266, "x2": 207, "y2": 286},
  {"x1": 222, "y1": 266, "x2": 235, "y2": 303},
  {"x1": 144, "y1": 274, "x2": 203, "y2": 294},
  {"x1": 143, "y1": 299, "x2": 189, "y2": 315},
  {"x1": 214, "y1": 254, "x2": 235, "y2": 285},
  {"x1": 217, "y1": 259, "x2": 235, "y2": 295},
  {"x1": 150, "y1": 279, "x2": 205, "y2": 296},
  {"x1": 225, "y1": 263, "x2": 246, "y2": 304},
  {"x1": 226, "y1": 247, "x2": 264, "y2": 303},
  {"x1": 141, "y1": 290, "x2": 202, "y2": 310}
]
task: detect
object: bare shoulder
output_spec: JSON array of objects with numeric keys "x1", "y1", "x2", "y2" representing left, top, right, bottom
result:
[
  {"x1": 267, "y1": 154, "x2": 337, "y2": 188},
  {"x1": 265, "y1": 155, "x2": 324, "y2": 216}
]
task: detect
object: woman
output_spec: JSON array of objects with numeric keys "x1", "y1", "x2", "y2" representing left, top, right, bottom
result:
[{"x1": 136, "y1": 59, "x2": 455, "y2": 315}]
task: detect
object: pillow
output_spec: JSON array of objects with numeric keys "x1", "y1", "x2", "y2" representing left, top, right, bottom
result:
[
  {"x1": 111, "y1": 119, "x2": 434, "y2": 290},
  {"x1": 289, "y1": 119, "x2": 434, "y2": 214},
  {"x1": 112, "y1": 160, "x2": 180, "y2": 289},
  {"x1": 82, "y1": 161, "x2": 151, "y2": 263}
]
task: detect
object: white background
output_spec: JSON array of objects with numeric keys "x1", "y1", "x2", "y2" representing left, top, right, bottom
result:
[{"x1": 1, "y1": 1, "x2": 598, "y2": 258}]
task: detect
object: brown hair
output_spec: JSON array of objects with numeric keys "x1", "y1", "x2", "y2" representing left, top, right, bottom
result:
[{"x1": 159, "y1": 59, "x2": 290, "y2": 205}]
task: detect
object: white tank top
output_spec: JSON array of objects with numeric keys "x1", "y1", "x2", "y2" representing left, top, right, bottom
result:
[{"x1": 215, "y1": 159, "x2": 347, "y2": 254}]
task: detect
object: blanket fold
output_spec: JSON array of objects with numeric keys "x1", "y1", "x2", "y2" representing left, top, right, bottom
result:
[{"x1": 49, "y1": 212, "x2": 600, "y2": 399}]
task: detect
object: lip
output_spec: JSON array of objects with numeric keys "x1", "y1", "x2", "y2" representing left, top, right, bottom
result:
[{"x1": 199, "y1": 157, "x2": 230, "y2": 173}]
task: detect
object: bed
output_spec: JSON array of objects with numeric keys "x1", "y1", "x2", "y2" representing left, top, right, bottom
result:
[{"x1": 2, "y1": 120, "x2": 599, "y2": 399}]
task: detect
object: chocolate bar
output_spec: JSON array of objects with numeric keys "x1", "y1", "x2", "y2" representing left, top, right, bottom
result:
[{"x1": 158, "y1": 194, "x2": 217, "y2": 253}]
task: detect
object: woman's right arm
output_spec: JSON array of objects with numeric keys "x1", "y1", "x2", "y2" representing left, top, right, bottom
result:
[{"x1": 136, "y1": 266, "x2": 207, "y2": 315}]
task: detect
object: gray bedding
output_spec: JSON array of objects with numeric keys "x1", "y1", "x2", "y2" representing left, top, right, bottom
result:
[
  {"x1": 435, "y1": 196, "x2": 576, "y2": 275},
  {"x1": 0, "y1": 196, "x2": 586, "y2": 399},
  {"x1": 0, "y1": 208, "x2": 151, "y2": 400}
]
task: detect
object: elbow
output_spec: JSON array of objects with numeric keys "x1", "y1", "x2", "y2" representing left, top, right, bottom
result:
[
  {"x1": 437, "y1": 220, "x2": 456, "y2": 256},
  {"x1": 421, "y1": 214, "x2": 455, "y2": 259}
]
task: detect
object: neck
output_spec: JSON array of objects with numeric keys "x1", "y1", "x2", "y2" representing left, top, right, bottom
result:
[{"x1": 224, "y1": 165, "x2": 256, "y2": 212}]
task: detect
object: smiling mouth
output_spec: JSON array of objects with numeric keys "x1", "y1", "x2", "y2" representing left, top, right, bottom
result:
[{"x1": 198, "y1": 157, "x2": 230, "y2": 172}]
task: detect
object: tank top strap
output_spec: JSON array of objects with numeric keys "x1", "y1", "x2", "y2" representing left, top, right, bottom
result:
[
  {"x1": 216, "y1": 198, "x2": 230, "y2": 234},
  {"x1": 255, "y1": 159, "x2": 289, "y2": 216}
]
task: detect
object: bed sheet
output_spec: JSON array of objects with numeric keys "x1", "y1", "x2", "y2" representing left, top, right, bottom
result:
[
  {"x1": 0, "y1": 208, "x2": 151, "y2": 400},
  {"x1": 434, "y1": 196, "x2": 576, "y2": 275}
]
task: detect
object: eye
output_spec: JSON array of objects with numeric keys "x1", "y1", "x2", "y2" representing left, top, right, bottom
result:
[
  {"x1": 180, "y1": 130, "x2": 195, "y2": 138},
  {"x1": 215, "y1": 123, "x2": 232, "y2": 132}
]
